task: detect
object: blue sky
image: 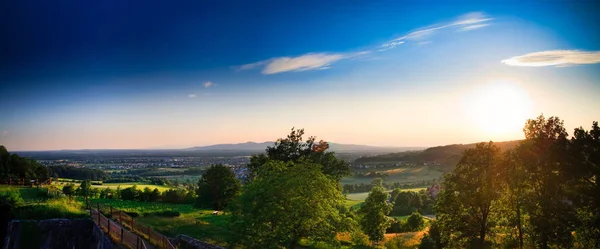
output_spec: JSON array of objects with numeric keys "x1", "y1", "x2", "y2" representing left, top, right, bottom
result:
[{"x1": 1, "y1": 0, "x2": 600, "y2": 150}]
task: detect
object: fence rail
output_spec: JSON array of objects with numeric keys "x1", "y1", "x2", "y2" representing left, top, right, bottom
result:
[
  {"x1": 95, "y1": 203, "x2": 176, "y2": 249},
  {"x1": 91, "y1": 208, "x2": 148, "y2": 249}
]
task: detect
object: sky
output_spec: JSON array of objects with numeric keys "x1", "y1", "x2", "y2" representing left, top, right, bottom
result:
[{"x1": 1, "y1": 0, "x2": 600, "y2": 151}]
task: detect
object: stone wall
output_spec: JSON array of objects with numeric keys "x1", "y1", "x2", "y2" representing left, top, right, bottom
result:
[
  {"x1": 3, "y1": 219, "x2": 114, "y2": 249},
  {"x1": 173, "y1": 234, "x2": 225, "y2": 249}
]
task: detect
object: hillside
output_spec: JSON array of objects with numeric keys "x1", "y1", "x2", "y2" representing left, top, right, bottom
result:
[
  {"x1": 353, "y1": 140, "x2": 522, "y2": 171},
  {"x1": 186, "y1": 141, "x2": 422, "y2": 153}
]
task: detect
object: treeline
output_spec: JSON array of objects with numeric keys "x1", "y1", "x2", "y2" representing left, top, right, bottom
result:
[
  {"x1": 353, "y1": 140, "x2": 520, "y2": 170},
  {"x1": 62, "y1": 181, "x2": 195, "y2": 205},
  {"x1": 430, "y1": 116, "x2": 600, "y2": 248},
  {"x1": 389, "y1": 189, "x2": 435, "y2": 216},
  {"x1": 103, "y1": 176, "x2": 171, "y2": 185},
  {"x1": 124, "y1": 167, "x2": 205, "y2": 177},
  {"x1": 342, "y1": 178, "x2": 438, "y2": 193},
  {"x1": 0, "y1": 146, "x2": 48, "y2": 179},
  {"x1": 48, "y1": 166, "x2": 108, "y2": 181}
]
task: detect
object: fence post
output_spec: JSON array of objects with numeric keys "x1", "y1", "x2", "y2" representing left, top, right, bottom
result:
[
  {"x1": 121, "y1": 227, "x2": 124, "y2": 242},
  {"x1": 137, "y1": 237, "x2": 140, "y2": 249},
  {"x1": 107, "y1": 218, "x2": 111, "y2": 237}
]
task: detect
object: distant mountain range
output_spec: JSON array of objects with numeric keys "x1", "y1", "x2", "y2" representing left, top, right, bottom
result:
[{"x1": 186, "y1": 141, "x2": 423, "y2": 153}]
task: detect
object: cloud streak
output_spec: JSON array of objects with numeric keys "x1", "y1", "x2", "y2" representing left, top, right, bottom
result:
[
  {"x1": 501, "y1": 50, "x2": 600, "y2": 67},
  {"x1": 381, "y1": 12, "x2": 492, "y2": 50},
  {"x1": 238, "y1": 12, "x2": 492, "y2": 74},
  {"x1": 239, "y1": 52, "x2": 369, "y2": 75},
  {"x1": 188, "y1": 94, "x2": 197, "y2": 98}
]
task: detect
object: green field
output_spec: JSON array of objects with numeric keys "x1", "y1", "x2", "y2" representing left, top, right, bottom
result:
[
  {"x1": 53, "y1": 181, "x2": 174, "y2": 192},
  {"x1": 89, "y1": 199, "x2": 229, "y2": 246},
  {"x1": 345, "y1": 188, "x2": 426, "y2": 201},
  {"x1": 91, "y1": 182, "x2": 173, "y2": 191},
  {"x1": 1, "y1": 186, "x2": 88, "y2": 220},
  {"x1": 342, "y1": 166, "x2": 443, "y2": 185}
]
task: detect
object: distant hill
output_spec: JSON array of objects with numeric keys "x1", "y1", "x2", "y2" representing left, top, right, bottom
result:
[
  {"x1": 186, "y1": 141, "x2": 422, "y2": 153},
  {"x1": 353, "y1": 140, "x2": 522, "y2": 172}
]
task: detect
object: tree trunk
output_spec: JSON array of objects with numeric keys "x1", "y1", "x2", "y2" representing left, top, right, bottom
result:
[
  {"x1": 479, "y1": 225, "x2": 487, "y2": 248},
  {"x1": 516, "y1": 201, "x2": 523, "y2": 249}
]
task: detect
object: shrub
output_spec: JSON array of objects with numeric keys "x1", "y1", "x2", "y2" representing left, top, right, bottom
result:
[{"x1": 350, "y1": 230, "x2": 370, "y2": 247}]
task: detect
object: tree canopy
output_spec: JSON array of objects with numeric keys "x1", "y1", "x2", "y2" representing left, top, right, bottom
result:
[
  {"x1": 359, "y1": 185, "x2": 392, "y2": 243},
  {"x1": 247, "y1": 128, "x2": 350, "y2": 181},
  {"x1": 0, "y1": 146, "x2": 48, "y2": 179},
  {"x1": 229, "y1": 161, "x2": 348, "y2": 249},
  {"x1": 195, "y1": 164, "x2": 241, "y2": 210}
]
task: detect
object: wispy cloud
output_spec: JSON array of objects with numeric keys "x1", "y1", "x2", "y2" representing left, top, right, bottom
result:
[
  {"x1": 459, "y1": 24, "x2": 489, "y2": 31},
  {"x1": 239, "y1": 52, "x2": 370, "y2": 75},
  {"x1": 381, "y1": 12, "x2": 492, "y2": 50},
  {"x1": 203, "y1": 81, "x2": 215, "y2": 88},
  {"x1": 238, "y1": 12, "x2": 492, "y2": 74},
  {"x1": 501, "y1": 50, "x2": 600, "y2": 67},
  {"x1": 2, "y1": 130, "x2": 7, "y2": 136},
  {"x1": 188, "y1": 94, "x2": 197, "y2": 98}
]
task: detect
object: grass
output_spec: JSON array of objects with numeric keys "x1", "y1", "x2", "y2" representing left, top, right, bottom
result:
[
  {"x1": 345, "y1": 188, "x2": 427, "y2": 201},
  {"x1": 1, "y1": 185, "x2": 88, "y2": 220},
  {"x1": 343, "y1": 199, "x2": 364, "y2": 210},
  {"x1": 15, "y1": 198, "x2": 88, "y2": 220},
  {"x1": 341, "y1": 166, "x2": 443, "y2": 185},
  {"x1": 0, "y1": 185, "x2": 53, "y2": 203},
  {"x1": 91, "y1": 182, "x2": 173, "y2": 191},
  {"x1": 88, "y1": 198, "x2": 230, "y2": 246},
  {"x1": 53, "y1": 181, "x2": 174, "y2": 192}
]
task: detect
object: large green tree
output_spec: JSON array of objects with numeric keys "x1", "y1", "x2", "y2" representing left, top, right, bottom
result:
[
  {"x1": 196, "y1": 164, "x2": 241, "y2": 210},
  {"x1": 359, "y1": 185, "x2": 392, "y2": 243},
  {"x1": 569, "y1": 121, "x2": 600, "y2": 247},
  {"x1": 247, "y1": 128, "x2": 350, "y2": 181},
  {"x1": 437, "y1": 142, "x2": 502, "y2": 248},
  {"x1": 229, "y1": 161, "x2": 347, "y2": 249},
  {"x1": 517, "y1": 115, "x2": 575, "y2": 248}
]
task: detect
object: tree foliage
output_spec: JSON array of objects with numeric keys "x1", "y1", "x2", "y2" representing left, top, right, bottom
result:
[
  {"x1": 247, "y1": 128, "x2": 350, "y2": 181},
  {"x1": 195, "y1": 164, "x2": 241, "y2": 210},
  {"x1": 229, "y1": 161, "x2": 347, "y2": 249},
  {"x1": 437, "y1": 142, "x2": 502, "y2": 248},
  {"x1": 358, "y1": 185, "x2": 392, "y2": 243},
  {"x1": 0, "y1": 146, "x2": 48, "y2": 179}
]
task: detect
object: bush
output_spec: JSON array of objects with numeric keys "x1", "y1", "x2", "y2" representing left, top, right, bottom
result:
[
  {"x1": 406, "y1": 212, "x2": 425, "y2": 231},
  {"x1": 350, "y1": 230, "x2": 370, "y2": 247},
  {"x1": 419, "y1": 235, "x2": 436, "y2": 249}
]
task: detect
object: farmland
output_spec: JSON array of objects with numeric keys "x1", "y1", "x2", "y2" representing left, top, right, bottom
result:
[
  {"x1": 341, "y1": 166, "x2": 443, "y2": 185},
  {"x1": 52, "y1": 180, "x2": 174, "y2": 192},
  {"x1": 346, "y1": 187, "x2": 426, "y2": 201}
]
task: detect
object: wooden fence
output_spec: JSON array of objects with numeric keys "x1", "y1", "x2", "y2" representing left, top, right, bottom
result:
[
  {"x1": 95, "y1": 203, "x2": 176, "y2": 249},
  {"x1": 91, "y1": 208, "x2": 148, "y2": 249}
]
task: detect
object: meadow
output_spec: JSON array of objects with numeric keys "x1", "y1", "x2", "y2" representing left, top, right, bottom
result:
[
  {"x1": 53, "y1": 180, "x2": 174, "y2": 191},
  {"x1": 345, "y1": 188, "x2": 426, "y2": 201},
  {"x1": 0, "y1": 186, "x2": 88, "y2": 220},
  {"x1": 87, "y1": 198, "x2": 230, "y2": 246},
  {"x1": 341, "y1": 166, "x2": 443, "y2": 185}
]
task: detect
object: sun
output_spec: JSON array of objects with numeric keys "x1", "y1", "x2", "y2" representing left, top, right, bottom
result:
[{"x1": 464, "y1": 80, "x2": 534, "y2": 136}]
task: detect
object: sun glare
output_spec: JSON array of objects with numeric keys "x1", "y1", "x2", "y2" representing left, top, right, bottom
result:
[{"x1": 464, "y1": 80, "x2": 533, "y2": 137}]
